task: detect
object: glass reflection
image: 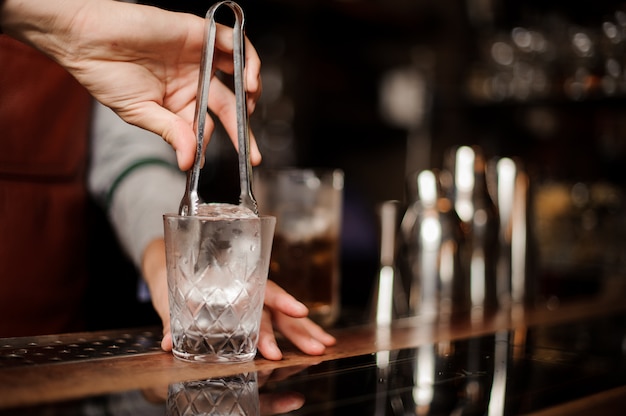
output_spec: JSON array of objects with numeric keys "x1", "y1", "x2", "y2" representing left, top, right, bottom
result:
[
  {"x1": 164, "y1": 369, "x2": 308, "y2": 416},
  {"x1": 167, "y1": 373, "x2": 260, "y2": 416}
]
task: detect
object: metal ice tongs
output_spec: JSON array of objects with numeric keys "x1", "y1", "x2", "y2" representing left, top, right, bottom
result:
[{"x1": 178, "y1": 1, "x2": 258, "y2": 216}]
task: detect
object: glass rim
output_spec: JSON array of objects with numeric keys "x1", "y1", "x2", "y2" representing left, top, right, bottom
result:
[
  {"x1": 254, "y1": 166, "x2": 344, "y2": 175},
  {"x1": 163, "y1": 213, "x2": 276, "y2": 221}
]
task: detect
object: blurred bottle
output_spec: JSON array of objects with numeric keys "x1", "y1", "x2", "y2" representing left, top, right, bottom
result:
[
  {"x1": 488, "y1": 156, "x2": 535, "y2": 308},
  {"x1": 368, "y1": 200, "x2": 409, "y2": 325},
  {"x1": 443, "y1": 145, "x2": 500, "y2": 319},
  {"x1": 398, "y1": 169, "x2": 466, "y2": 320}
]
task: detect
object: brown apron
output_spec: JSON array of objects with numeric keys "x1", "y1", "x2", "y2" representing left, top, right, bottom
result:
[{"x1": 0, "y1": 36, "x2": 93, "y2": 336}]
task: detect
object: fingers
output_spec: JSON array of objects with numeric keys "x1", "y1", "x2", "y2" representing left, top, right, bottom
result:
[
  {"x1": 257, "y1": 308, "x2": 283, "y2": 360},
  {"x1": 211, "y1": 23, "x2": 262, "y2": 165},
  {"x1": 160, "y1": 307, "x2": 172, "y2": 351},
  {"x1": 131, "y1": 109, "x2": 199, "y2": 171},
  {"x1": 207, "y1": 75, "x2": 262, "y2": 165},
  {"x1": 158, "y1": 308, "x2": 172, "y2": 352},
  {"x1": 157, "y1": 23, "x2": 261, "y2": 171},
  {"x1": 122, "y1": 101, "x2": 197, "y2": 171},
  {"x1": 126, "y1": 23, "x2": 262, "y2": 173},
  {"x1": 244, "y1": 35, "x2": 262, "y2": 105},
  {"x1": 213, "y1": 24, "x2": 262, "y2": 98},
  {"x1": 257, "y1": 306, "x2": 335, "y2": 360},
  {"x1": 264, "y1": 280, "x2": 309, "y2": 318},
  {"x1": 273, "y1": 313, "x2": 336, "y2": 356},
  {"x1": 161, "y1": 330, "x2": 173, "y2": 352},
  {"x1": 262, "y1": 280, "x2": 335, "y2": 356},
  {"x1": 153, "y1": 115, "x2": 197, "y2": 172},
  {"x1": 163, "y1": 283, "x2": 337, "y2": 359},
  {"x1": 146, "y1": 72, "x2": 260, "y2": 172}
]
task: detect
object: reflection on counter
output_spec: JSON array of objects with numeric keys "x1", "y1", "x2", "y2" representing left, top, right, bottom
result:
[
  {"x1": 195, "y1": 313, "x2": 626, "y2": 415},
  {"x1": 5, "y1": 309, "x2": 624, "y2": 415},
  {"x1": 167, "y1": 372, "x2": 260, "y2": 415}
]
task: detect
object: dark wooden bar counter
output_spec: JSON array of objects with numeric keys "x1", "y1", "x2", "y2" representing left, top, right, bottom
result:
[{"x1": 1, "y1": 293, "x2": 626, "y2": 415}]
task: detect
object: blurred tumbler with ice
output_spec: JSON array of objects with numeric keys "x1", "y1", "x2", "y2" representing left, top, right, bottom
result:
[{"x1": 254, "y1": 168, "x2": 344, "y2": 328}]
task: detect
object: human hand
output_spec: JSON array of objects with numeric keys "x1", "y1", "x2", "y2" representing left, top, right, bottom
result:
[
  {"x1": 0, "y1": 0, "x2": 262, "y2": 171},
  {"x1": 141, "y1": 239, "x2": 336, "y2": 358},
  {"x1": 257, "y1": 280, "x2": 337, "y2": 360}
]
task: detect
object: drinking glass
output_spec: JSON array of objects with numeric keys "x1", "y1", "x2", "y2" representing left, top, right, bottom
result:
[
  {"x1": 254, "y1": 168, "x2": 344, "y2": 327},
  {"x1": 164, "y1": 207, "x2": 275, "y2": 363}
]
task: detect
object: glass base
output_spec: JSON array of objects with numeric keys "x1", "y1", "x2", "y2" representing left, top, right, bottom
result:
[{"x1": 172, "y1": 349, "x2": 257, "y2": 363}]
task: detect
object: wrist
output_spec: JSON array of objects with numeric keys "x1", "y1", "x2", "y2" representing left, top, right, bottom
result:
[{"x1": 0, "y1": 0, "x2": 95, "y2": 62}]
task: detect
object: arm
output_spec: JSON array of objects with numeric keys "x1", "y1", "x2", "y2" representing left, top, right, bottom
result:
[
  {"x1": 88, "y1": 101, "x2": 181, "y2": 328},
  {"x1": 0, "y1": 0, "x2": 262, "y2": 171},
  {"x1": 89, "y1": 101, "x2": 182, "y2": 270}
]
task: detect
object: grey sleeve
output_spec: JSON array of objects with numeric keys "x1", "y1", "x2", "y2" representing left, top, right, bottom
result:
[{"x1": 88, "y1": 101, "x2": 186, "y2": 269}]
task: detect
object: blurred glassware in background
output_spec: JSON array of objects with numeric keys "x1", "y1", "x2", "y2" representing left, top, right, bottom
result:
[
  {"x1": 466, "y1": 7, "x2": 626, "y2": 102},
  {"x1": 394, "y1": 144, "x2": 541, "y2": 322},
  {"x1": 397, "y1": 143, "x2": 626, "y2": 317},
  {"x1": 368, "y1": 200, "x2": 408, "y2": 325},
  {"x1": 254, "y1": 168, "x2": 344, "y2": 328},
  {"x1": 442, "y1": 145, "x2": 500, "y2": 320},
  {"x1": 398, "y1": 169, "x2": 466, "y2": 320},
  {"x1": 487, "y1": 156, "x2": 535, "y2": 309},
  {"x1": 533, "y1": 180, "x2": 626, "y2": 304}
]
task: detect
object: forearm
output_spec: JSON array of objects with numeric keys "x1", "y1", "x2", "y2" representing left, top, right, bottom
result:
[
  {"x1": 108, "y1": 165, "x2": 184, "y2": 268},
  {"x1": 0, "y1": 0, "x2": 159, "y2": 75},
  {"x1": 109, "y1": 166, "x2": 180, "y2": 326},
  {"x1": 141, "y1": 238, "x2": 169, "y2": 323},
  {"x1": 89, "y1": 101, "x2": 183, "y2": 269},
  {"x1": 0, "y1": 0, "x2": 92, "y2": 57}
]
